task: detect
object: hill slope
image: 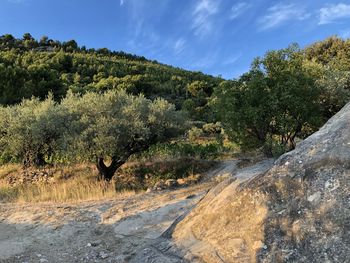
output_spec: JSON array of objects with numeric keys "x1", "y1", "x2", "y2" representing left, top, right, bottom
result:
[{"x1": 0, "y1": 34, "x2": 222, "y2": 120}]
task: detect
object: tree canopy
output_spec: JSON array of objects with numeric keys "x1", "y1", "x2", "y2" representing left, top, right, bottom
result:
[{"x1": 213, "y1": 44, "x2": 343, "y2": 156}]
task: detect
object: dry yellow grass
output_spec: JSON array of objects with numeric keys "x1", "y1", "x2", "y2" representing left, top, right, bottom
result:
[
  {"x1": 0, "y1": 164, "x2": 136, "y2": 203},
  {"x1": 0, "y1": 163, "x2": 21, "y2": 180}
]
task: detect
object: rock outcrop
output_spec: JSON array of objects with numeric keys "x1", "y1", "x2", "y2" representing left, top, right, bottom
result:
[{"x1": 172, "y1": 102, "x2": 350, "y2": 262}]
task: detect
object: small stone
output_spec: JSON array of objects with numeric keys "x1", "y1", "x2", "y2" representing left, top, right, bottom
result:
[
  {"x1": 39, "y1": 259, "x2": 48, "y2": 263},
  {"x1": 164, "y1": 179, "x2": 178, "y2": 188},
  {"x1": 91, "y1": 240, "x2": 102, "y2": 247},
  {"x1": 87, "y1": 243, "x2": 92, "y2": 247},
  {"x1": 307, "y1": 191, "x2": 321, "y2": 203},
  {"x1": 277, "y1": 209, "x2": 285, "y2": 215},
  {"x1": 176, "y1": 178, "x2": 187, "y2": 186},
  {"x1": 154, "y1": 181, "x2": 166, "y2": 190},
  {"x1": 99, "y1": 251, "x2": 109, "y2": 259},
  {"x1": 325, "y1": 179, "x2": 340, "y2": 191}
]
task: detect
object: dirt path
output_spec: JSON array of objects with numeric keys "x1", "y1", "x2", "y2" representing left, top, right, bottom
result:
[{"x1": 0, "y1": 159, "x2": 272, "y2": 263}]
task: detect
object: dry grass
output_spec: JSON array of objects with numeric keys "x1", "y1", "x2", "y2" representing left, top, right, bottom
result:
[
  {"x1": 0, "y1": 164, "x2": 135, "y2": 203},
  {"x1": 0, "y1": 163, "x2": 21, "y2": 180},
  {"x1": 15, "y1": 180, "x2": 134, "y2": 203}
]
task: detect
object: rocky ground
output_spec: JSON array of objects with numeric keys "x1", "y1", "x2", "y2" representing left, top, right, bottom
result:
[
  {"x1": 172, "y1": 102, "x2": 350, "y2": 263},
  {"x1": 0, "y1": 159, "x2": 272, "y2": 263}
]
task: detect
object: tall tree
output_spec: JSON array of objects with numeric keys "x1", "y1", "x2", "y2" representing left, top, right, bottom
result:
[
  {"x1": 60, "y1": 90, "x2": 185, "y2": 180},
  {"x1": 214, "y1": 45, "x2": 322, "y2": 156}
]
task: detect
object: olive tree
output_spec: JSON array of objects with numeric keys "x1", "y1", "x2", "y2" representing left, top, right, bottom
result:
[
  {"x1": 0, "y1": 95, "x2": 68, "y2": 166},
  {"x1": 61, "y1": 90, "x2": 185, "y2": 180}
]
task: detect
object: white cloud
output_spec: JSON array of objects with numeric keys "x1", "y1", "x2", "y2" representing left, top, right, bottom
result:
[
  {"x1": 230, "y1": 2, "x2": 251, "y2": 20},
  {"x1": 191, "y1": 0, "x2": 220, "y2": 37},
  {"x1": 120, "y1": 0, "x2": 125, "y2": 6},
  {"x1": 259, "y1": 3, "x2": 310, "y2": 30},
  {"x1": 319, "y1": 3, "x2": 350, "y2": 25},
  {"x1": 174, "y1": 38, "x2": 186, "y2": 54}
]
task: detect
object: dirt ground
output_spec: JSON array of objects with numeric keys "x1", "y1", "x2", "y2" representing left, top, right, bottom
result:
[{"x1": 0, "y1": 159, "x2": 272, "y2": 263}]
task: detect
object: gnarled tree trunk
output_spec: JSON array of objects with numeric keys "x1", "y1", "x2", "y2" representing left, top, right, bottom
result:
[{"x1": 96, "y1": 157, "x2": 125, "y2": 181}]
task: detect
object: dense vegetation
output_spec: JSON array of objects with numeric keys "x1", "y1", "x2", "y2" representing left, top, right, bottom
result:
[
  {"x1": 214, "y1": 38, "x2": 350, "y2": 155},
  {"x1": 1, "y1": 33, "x2": 349, "y2": 182},
  {"x1": 0, "y1": 90, "x2": 184, "y2": 180},
  {"x1": 0, "y1": 33, "x2": 221, "y2": 121}
]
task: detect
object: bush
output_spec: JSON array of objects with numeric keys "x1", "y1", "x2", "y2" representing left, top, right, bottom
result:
[
  {"x1": 134, "y1": 141, "x2": 222, "y2": 162},
  {"x1": 115, "y1": 158, "x2": 216, "y2": 191}
]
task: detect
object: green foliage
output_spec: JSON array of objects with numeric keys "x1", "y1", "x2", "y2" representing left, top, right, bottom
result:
[
  {"x1": 0, "y1": 95, "x2": 68, "y2": 165},
  {"x1": 0, "y1": 34, "x2": 222, "y2": 122},
  {"x1": 0, "y1": 91, "x2": 185, "y2": 166},
  {"x1": 304, "y1": 36, "x2": 350, "y2": 117},
  {"x1": 115, "y1": 158, "x2": 216, "y2": 191},
  {"x1": 135, "y1": 141, "x2": 222, "y2": 161},
  {"x1": 60, "y1": 90, "x2": 185, "y2": 162},
  {"x1": 214, "y1": 45, "x2": 323, "y2": 156}
]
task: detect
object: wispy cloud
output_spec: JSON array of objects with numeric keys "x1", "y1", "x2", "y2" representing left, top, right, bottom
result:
[
  {"x1": 319, "y1": 3, "x2": 350, "y2": 25},
  {"x1": 230, "y1": 2, "x2": 251, "y2": 20},
  {"x1": 222, "y1": 53, "x2": 241, "y2": 65},
  {"x1": 7, "y1": 0, "x2": 26, "y2": 3},
  {"x1": 191, "y1": 0, "x2": 220, "y2": 37},
  {"x1": 340, "y1": 28, "x2": 350, "y2": 39},
  {"x1": 258, "y1": 3, "x2": 310, "y2": 30},
  {"x1": 190, "y1": 49, "x2": 220, "y2": 69},
  {"x1": 174, "y1": 38, "x2": 186, "y2": 54},
  {"x1": 120, "y1": 0, "x2": 125, "y2": 6}
]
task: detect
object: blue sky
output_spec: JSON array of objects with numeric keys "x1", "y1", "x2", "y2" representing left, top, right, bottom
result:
[{"x1": 1, "y1": 0, "x2": 350, "y2": 79}]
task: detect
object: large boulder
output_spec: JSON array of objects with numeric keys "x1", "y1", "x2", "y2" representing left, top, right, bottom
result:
[{"x1": 172, "y1": 102, "x2": 350, "y2": 262}]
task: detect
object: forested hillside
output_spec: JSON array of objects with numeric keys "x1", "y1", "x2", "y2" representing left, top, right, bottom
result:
[{"x1": 0, "y1": 33, "x2": 222, "y2": 120}]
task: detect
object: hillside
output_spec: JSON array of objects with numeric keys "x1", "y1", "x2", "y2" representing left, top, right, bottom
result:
[{"x1": 0, "y1": 33, "x2": 222, "y2": 120}]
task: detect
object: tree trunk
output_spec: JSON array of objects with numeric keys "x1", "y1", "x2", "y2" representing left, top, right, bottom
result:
[
  {"x1": 34, "y1": 152, "x2": 47, "y2": 167},
  {"x1": 96, "y1": 157, "x2": 125, "y2": 181}
]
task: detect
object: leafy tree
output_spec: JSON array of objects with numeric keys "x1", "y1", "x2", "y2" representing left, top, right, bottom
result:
[
  {"x1": 304, "y1": 36, "x2": 350, "y2": 117},
  {"x1": 0, "y1": 95, "x2": 67, "y2": 166},
  {"x1": 214, "y1": 45, "x2": 322, "y2": 156},
  {"x1": 0, "y1": 91, "x2": 185, "y2": 180},
  {"x1": 59, "y1": 90, "x2": 185, "y2": 180}
]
